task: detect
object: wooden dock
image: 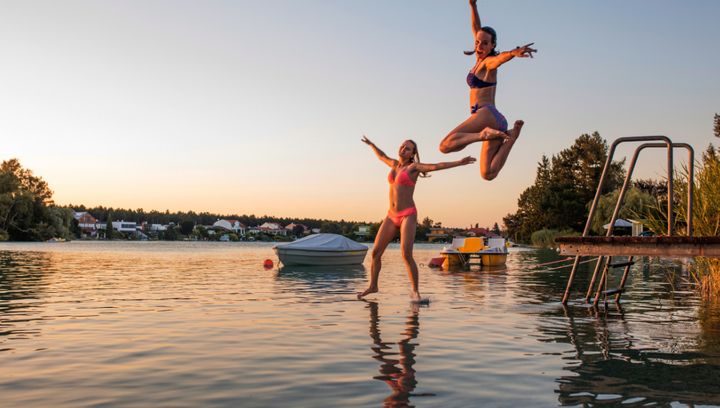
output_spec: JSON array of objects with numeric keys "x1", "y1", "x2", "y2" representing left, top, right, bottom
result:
[{"x1": 556, "y1": 236, "x2": 720, "y2": 258}]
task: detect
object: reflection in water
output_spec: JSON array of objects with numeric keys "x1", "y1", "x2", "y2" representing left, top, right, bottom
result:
[
  {"x1": 276, "y1": 264, "x2": 365, "y2": 284},
  {"x1": 439, "y1": 265, "x2": 510, "y2": 307},
  {"x1": 554, "y1": 303, "x2": 720, "y2": 406},
  {"x1": 365, "y1": 301, "x2": 435, "y2": 407},
  {"x1": 274, "y1": 264, "x2": 365, "y2": 300},
  {"x1": 0, "y1": 251, "x2": 53, "y2": 348},
  {"x1": 699, "y1": 301, "x2": 720, "y2": 352}
]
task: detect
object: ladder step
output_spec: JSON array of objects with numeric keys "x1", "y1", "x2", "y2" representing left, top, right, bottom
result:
[
  {"x1": 608, "y1": 261, "x2": 635, "y2": 268},
  {"x1": 603, "y1": 288, "x2": 624, "y2": 296}
]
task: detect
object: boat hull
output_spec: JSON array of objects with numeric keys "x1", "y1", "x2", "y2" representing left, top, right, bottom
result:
[
  {"x1": 439, "y1": 249, "x2": 508, "y2": 268},
  {"x1": 274, "y1": 248, "x2": 368, "y2": 266},
  {"x1": 481, "y1": 253, "x2": 508, "y2": 266}
]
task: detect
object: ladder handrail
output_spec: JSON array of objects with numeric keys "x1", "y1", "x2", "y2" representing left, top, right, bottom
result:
[
  {"x1": 562, "y1": 136, "x2": 695, "y2": 305},
  {"x1": 584, "y1": 136, "x2": 673, "y2": 237},
  {"x1": 606, "y1": 142, "x2": 694, "y2": 237}
]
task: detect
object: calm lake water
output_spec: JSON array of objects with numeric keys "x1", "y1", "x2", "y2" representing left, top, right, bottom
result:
[{"x1": 1, "y1": 241, "x2": 719, "y2": 407}]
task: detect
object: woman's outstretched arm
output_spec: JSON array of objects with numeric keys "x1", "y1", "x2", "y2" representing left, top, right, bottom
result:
[
  {"x1": 483, "y1": 42, "x2": 537, "y2": 70},
  {"x1": 415, "y1": 156, "x2": 476, "y2": 173},
  {"x1": 362, "y1": 135, "x2": 397, "y2": 167},
  {"x1": 469, "y1": 0, "x2": 481, "y2": 36}
]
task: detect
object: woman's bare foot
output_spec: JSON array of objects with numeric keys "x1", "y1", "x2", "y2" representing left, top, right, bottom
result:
[
  {"x1": 506, "y1": 120, "x2": 524, "y2": 143},
  {"x1": 357, "y1": 287, "x2": 378, "y2": 300},
  {"x1": 410, "y1": 291, "x2": 430, "y2": 305},
  {"x1": 478, "y1": 127, "x2": 509, "y2": 141}
]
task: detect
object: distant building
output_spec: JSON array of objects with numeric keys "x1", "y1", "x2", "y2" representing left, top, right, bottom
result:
[
  {"x1": 465, "y1": 227, "x2": 490, "y2": 237},
  {"x1": 112, "y1": 221, "x2": 138, "y2": 233},
  {"x1": 73, "y1": 211, "x2": 98, "y2": 237},
  {"x1": 285, "y1": 223, "x2": 308, "y2": 235},
  {"x1": 603, "y1": 218, "x2": 644, "y2": 236},
  {"x1": 355, "y1": 225, "x2": 372, "y2": 241},
  {"x1": 259, "y1": 222, "x2": 286, "y2": 236},
  {"x1": 213, "y1": 219, "x2": 246, "y2": 235},
  {"x1": 149, "y1": 224, "x2": 168, "y2": 232}
]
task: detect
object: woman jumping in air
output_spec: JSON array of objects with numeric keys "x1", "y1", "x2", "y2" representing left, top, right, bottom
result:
[
  {"x1": 438, "y1": 0, "x2": 537, "y2": 180},
  {"x1": 358, "y1": 136, "x2": 475, "y2": 303}
]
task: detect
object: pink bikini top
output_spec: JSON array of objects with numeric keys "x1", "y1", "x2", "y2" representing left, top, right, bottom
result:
[{"x1": 388, "y1": 168, "x2": 416, "y2": 187}]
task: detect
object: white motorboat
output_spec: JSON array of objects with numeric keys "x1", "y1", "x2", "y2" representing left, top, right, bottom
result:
[{"x1": 273, "y1": 233, "x2": 368, "y2": 266}]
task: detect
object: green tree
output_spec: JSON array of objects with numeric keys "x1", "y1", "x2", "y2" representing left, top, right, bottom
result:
[
  {"x1": 292, "y1": 224, "x2": 305, "y2": 237},
  {"x1": 714, "y1": 113, "x2": 719, "y2": 138},
  {"x1": 0, "y1": 158, "x2": 56, "y2": 241},
  {"x1": 42, "y1": 207, "x2": 75, "y2": 240},
  {"x1": 590, "y1": 187, "x2": 656, "y2": 235},
  {"x1": 180, "y1": 220, "x2": 195, "y2": 235},
  {"x1": 503, "y1": 155, "x2": 553, "y2": 242},
  {"x1": 414, "y1": 216, "x2": 434, "y2": 242},
  {"x1": 106, "y1": 215, "x2": 114, "y2": 240},
  {"x1": 192, "y1": 225, "x2": 209, "y2": 240},
  {"x1": 162, "y1": 225, "x2": 179, "y2": 241},
  {"x1": 320, "y1": 221, "x2": 342, "y2": 234}
]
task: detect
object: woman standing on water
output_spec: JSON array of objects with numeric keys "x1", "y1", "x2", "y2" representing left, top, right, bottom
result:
[
  {"x1": 358, "y1": 136, "x2": 475, "y2": 303},
  {"x1": 438, "y1": 0, "x2": 537, "y2": 180}
]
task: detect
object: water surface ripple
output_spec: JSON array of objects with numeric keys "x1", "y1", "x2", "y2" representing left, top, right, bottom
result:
[{"x1": 1, "y1": 241, "x2": 719, "y2": 407}]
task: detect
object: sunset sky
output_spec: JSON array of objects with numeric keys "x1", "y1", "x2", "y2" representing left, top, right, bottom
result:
[{"x1": 2, "y1": 1, "x2": 719, "y2": 228}]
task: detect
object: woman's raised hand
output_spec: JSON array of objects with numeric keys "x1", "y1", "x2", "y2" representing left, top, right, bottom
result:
[
  {"x1": 512, "y1": 43, "x2": 537, "y2": 58},
  {"x1": 460, "y1": 156, "x2": 477, "y2": 165},
  {"x1": 361, "y1": 135, "x2": 373, "y2": 146}
]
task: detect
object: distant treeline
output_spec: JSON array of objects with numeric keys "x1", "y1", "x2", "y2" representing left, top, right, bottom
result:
[
  {"x1": 67, "y1": 204, "x2": 378, "y2": 235},
  {"x1": 66, "y1": 205, "x2": 449, "y2": 242}
]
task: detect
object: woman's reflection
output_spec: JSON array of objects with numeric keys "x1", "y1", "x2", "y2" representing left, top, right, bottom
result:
[{"x1": 365, "y1": 301, "x2": 435, "y2": 406}]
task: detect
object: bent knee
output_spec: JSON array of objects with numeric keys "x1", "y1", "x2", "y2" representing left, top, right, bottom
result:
[
  {"x1": 438, "y1": 135, "x2": 457, "y2": 154},
  {"x1": 481, "y1": 170, "x2": 498, "y2": 181}
]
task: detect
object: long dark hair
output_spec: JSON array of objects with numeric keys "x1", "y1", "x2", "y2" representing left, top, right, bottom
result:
[{"x1": 463, "y1": 26, "x2": 499, "y2": 57}]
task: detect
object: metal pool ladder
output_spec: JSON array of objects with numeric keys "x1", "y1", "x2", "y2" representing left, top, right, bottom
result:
[{"x1": 560, "y1": 136, "x2": 695, "y2": 306}]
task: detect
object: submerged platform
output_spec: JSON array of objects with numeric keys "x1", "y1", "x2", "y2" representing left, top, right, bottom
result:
[{"x1": 556, "y1": 236, "x2": 720, "y2": 258}]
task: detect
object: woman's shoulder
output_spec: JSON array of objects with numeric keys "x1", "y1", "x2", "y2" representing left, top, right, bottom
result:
[{"x1": 406, "y1": 162, "x2": 421, "y2": 172}]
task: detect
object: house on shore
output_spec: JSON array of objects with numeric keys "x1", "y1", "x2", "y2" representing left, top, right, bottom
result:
[
  {"x1": 465, "y1": 227, "x2": 490, "y2": 237},
  {"x1": 259, "y1": 222, "x2": 286, "y2": 236},
  {"x1": 73, "y1": 211, "x2": 99, "y2": 237},
  {"x1": 212, "y1": 219, "x2": 246, "y2": 236},
  {"x1": 285, "y1": 223, "x2": 308, "y2": 236},
  {"x1": 354, "y1": 225, "x2": 372, "y2": 241},
  {"x1": 603, "y1": 218, "x2": 644, "y2": 236}
]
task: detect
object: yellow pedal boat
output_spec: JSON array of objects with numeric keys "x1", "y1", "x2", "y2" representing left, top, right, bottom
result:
[{"x1": 439, "y1": 237, "x2": 508, "y2": 269}]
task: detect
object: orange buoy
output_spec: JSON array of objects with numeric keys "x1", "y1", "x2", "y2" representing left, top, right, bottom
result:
[{"x1": 263, "y1": 259, "x2": 274, "y2": 269}]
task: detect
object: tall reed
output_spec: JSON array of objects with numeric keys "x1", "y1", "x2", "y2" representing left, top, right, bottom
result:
[{"x1": 643, "y1": 145, "x2": 720, "y2": 299}]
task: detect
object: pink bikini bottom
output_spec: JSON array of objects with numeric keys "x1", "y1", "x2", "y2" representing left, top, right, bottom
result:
[{"x1": 387, "y1": 207, "x2": 417, "y2": 227}]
